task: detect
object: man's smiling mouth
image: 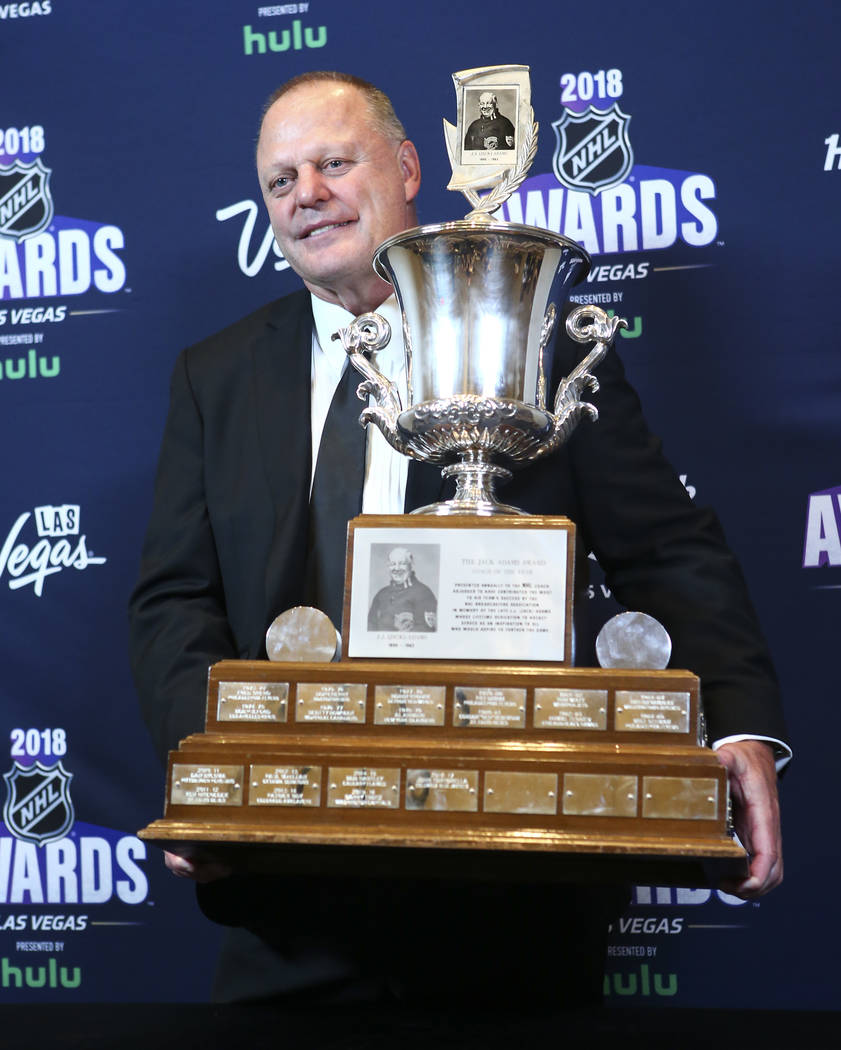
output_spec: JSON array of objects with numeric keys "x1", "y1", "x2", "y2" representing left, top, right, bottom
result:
[{"x1": 303, "y1": 221, "x2": 351, "y2": 240}]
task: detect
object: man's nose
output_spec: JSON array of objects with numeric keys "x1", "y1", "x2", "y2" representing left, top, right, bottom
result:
[{"x1": 295, "y1": 164, "x2": 330, "y2": 207}]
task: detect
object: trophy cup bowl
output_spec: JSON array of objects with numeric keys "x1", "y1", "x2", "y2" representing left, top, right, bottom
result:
[
  {"x1": 374, "y1": 221, "x2": 586, "y2": 418},
  {"x1": 339, "y1": 219, "x2": 625, "y2": 515}
]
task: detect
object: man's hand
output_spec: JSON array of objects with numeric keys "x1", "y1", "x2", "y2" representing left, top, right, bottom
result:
[
  {"x1": 716, "y1": 740, "x2": 783, "y2": 899},
  {"x1": 164, "y1": 847, "x2": 232, "y2": 883}
]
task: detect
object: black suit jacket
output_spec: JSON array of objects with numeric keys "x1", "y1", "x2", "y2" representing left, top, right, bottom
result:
[{"x1": 129, "y1": 287, "x2": 786, "y2": 766}]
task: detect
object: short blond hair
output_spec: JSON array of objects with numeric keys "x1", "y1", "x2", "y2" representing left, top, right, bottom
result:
[{"x1": 260, "y1": 71, "x2": 407, "y2": 145}]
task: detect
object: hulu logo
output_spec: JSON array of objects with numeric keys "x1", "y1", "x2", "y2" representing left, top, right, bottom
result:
[
  {"x1": 0, "y1": 348, "x2": 60, "y2": 380},
  {"x1": 2, "y1": 957, "x2": 81, "y2": 989},
  {"x1": 604, "y1": 964, "x2": 677, "y2": 998},
  {"x1": 243, "y1": 20, "x2": 327, "y2": 55}
]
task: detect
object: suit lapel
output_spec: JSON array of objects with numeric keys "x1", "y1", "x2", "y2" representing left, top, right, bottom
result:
[{"x1": 251, "y1": 290, "x2": 314, "y2": 616}]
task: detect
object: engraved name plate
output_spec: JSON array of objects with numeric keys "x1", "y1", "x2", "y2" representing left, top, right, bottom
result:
[
  {"x1": 484, "y1": 771, "x2": 558, "y2": 814},
  {"x1": 249, "y1": 765, "x2": 322, "y2": 807},
  {"x1": 562, "y1": 773, "x2": 638, "y2": 817},
  {"x1": 217, "y1": 681, "x2": 289, "y2": 723},
  {"x1": 615, "y1": 691, "x2": 691, "y2": 734},
  {"x1": 642, "y1": 777, "x2": 719, "y2": 820},
  {"x1": 327, "y1": 767, "x2": 400, "y2": 808},
  {"x1": 405, "y1": 769, "x2": 479, "y2": 811},
  {"x1": 454, "y1": 686, "x2": 526, "y2": 729},
  {"x1": 374, "y1": 684, "x2": 446, "y2": 726},
  {"x1": 296, "y1": 682, "x2": 367, "y2": 723},
  {"x1": 533, "y1": 688, "x2": 608, "y2": 730},
  {"x1": 170, "y1": 764, "x2": 243, "y2": 806}
]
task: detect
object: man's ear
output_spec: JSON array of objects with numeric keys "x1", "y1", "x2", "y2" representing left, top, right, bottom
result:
[{"x1": 397, "y1": 140, "x2": 422, "y2": 204}]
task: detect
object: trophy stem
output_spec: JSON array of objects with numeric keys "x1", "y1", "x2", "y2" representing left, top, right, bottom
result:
[{"x1": 412, "y1": 452, "x2": 523, "y2": 516}]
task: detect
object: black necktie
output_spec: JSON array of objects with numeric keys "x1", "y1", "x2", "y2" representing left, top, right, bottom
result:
[{"x1": 305, "y1": 362, "x2": 367, "y2": 631}]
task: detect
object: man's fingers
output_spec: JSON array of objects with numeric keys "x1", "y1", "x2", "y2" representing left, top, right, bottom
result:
[{"x1": 163, "y1": 849, "x2": 232, "y2": 883}]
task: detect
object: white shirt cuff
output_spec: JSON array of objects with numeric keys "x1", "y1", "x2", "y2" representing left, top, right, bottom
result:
[{"x1": 711, "y1": 734, "x2": 792, "y2": 773}]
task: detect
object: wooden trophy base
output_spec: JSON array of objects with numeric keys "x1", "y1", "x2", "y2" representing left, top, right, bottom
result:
[{"x1": 140, "y1": 659, "x2": 747, "y2": 887}]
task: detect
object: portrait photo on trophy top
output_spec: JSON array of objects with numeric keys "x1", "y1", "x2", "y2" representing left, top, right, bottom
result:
[{"x1": 129, "y1": 61, "x2": 788, "y2": 1011}]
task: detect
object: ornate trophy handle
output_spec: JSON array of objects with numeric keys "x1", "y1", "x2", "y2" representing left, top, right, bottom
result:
[
  {"x1": 533, "y1": 304, "x2": 628, "y2": 460},
  {"x1": 331, "y1": 312, "x2": 419, "y2": 458}
]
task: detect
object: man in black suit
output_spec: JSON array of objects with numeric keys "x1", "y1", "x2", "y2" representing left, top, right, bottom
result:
[{"x1": 129, "y1": 71, "x2": 787, "y2": 1005}]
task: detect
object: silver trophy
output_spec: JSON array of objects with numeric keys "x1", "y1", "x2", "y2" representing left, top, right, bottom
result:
[{"x1": 334, "y1": 65, "x2": 626, "y2": 515}]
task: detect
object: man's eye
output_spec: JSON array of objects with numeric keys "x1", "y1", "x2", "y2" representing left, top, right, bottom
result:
[
  {"x1": 271, "y1": 175, "x2": 291, "y2": 192},
  {"x1": 324, "y1": 159, "x2": 348, "y2": 172}
]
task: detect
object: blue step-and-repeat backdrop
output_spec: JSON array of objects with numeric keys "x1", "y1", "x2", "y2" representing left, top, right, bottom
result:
[{"x1": 1, "y1": 0, "x2": 839, "y2": 1007}]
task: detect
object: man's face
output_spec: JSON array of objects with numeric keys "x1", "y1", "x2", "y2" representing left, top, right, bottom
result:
[
  {"x1": 478, "y1": 93, "x2": 497, "y2": 118},
  {"x1": 256, "y1": 82, "x2": 420, "y2": 311},
  {"x1": 388, "y1": 549, "x2": 412, "y2": 586}
]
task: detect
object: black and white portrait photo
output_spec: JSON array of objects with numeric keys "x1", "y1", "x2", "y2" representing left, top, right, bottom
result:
[
  {"x1": 462, "y1": 86, "x2": 518, "y2": 157},
  {"x1": 367, "y1": 544, "x2": 439, "y2": 632}
]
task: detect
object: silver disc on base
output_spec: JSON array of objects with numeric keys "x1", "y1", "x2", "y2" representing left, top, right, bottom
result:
[
  {"x1": 265, "y1": 607, "x2": 340, "y2": 663},
  {"x1": 595, "y1": 611, "x2": 672, "y2": 670}
]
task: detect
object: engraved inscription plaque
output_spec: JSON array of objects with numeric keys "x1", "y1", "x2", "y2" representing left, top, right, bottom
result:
[
  {"x1": 615, "y1": 691, "x2": 691, "y2": 734},
  {"x1": 296, "y1": 683, "x2": 367, "y2": 724},
  {"x1": 405, "y1": 769, "x2": 479, "y2": 811},
  {"x1": 249, "y1": 765, "x2": 322, "y2": 807},
  {"x1": 562, "y1": 773, "x2": 638, "y2": 817},
  {"x1": 533, "y1": 688, "x2": 608, "y2": 730},
  {"x1": 642, "y1": 777, "x2": 719, "y2": 820},
  {"x1": 327, "y1": 767, "x2": 401, "y2": 808},
  {"x1": 170, "y1": 764, "x2": 243, "y2": 806},
  {"x1": 346, "y1": 519, "x2": 574, "y2": 663},
  {"x1": 484, "y1": 771, "x2": 558, "y2": 814},
  {"x1": 217, "y1": 681, "x2": 289, "y2": 723},
  {"x1": 454, "y1": 686, "x2": 526, "y2": 729},
  {"x1": 373, "y1": 684, "x2": 446, "y2": 726}
]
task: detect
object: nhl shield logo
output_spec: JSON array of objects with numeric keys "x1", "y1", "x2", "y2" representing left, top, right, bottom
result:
[
  {"x1": 0, "y1": 158, "x2": 55, "y2": 241},
  {"x1": 3, "y1": 761, "x2": 75, "y2": 845},
  {"x1": 552, "y1": 104, "x2": 633, "y2": 195}
]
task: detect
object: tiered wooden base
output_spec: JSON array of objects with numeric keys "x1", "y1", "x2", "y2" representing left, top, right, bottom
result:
[{"x1": 139, "y1": 660, "x2": 747, "y2": 886}]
